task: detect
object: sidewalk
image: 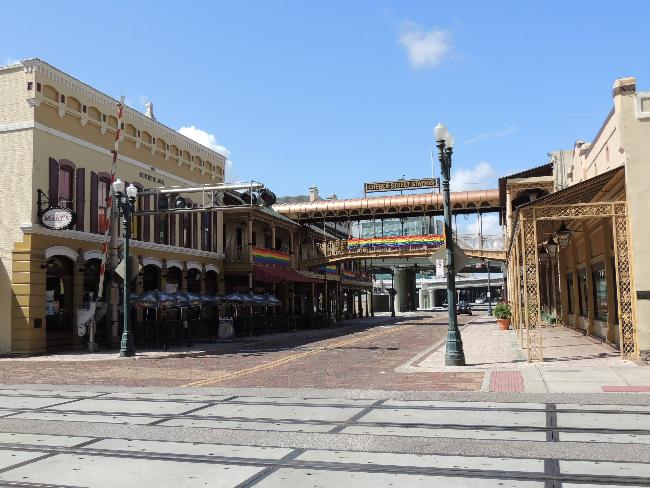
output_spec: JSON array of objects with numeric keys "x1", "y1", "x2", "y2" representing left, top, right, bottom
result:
[{"x1": 398, "y1": 317, "x2": 650, "y2": 394}]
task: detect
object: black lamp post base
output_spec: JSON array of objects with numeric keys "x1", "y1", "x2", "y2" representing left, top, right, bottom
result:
[
  {"x1": 444, "y1": 329, "x2": 466, "y2": 366},
  {"x1": 119, "y1": 331, "x2": 135, "y2": 358},
  {"x1": 445, "y1": 351, "x2": 466, "y2": 366}
]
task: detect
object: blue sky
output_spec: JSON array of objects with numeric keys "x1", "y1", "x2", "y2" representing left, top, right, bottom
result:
[{"x1": 3, "y1": 1, "x2": 649, "y2": 201}]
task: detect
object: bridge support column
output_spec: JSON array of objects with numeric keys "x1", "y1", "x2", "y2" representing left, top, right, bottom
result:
[
  {"x1": 394, "y1": 269, "x2": 408, "y2": 312},
  {"x1": 428, "y1": 288, "x2": 436, "y2": 308}
]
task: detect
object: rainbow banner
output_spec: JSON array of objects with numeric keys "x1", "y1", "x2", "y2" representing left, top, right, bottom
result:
[
  {"x1": 347, "y1": 234, "x2": 444, "y2": 251},
  {"x1": 342, "y1": 269, "x2": 356, "y2": 279},
  {"x1": 252, "y1": 247, "x2": 290, "y2": 267},
  {"x1": 342, "y1": 269, "x2": 372, "y2": 282},
  {"x1": 313, "y1": 265, "x2": 337, "y2": 275}
]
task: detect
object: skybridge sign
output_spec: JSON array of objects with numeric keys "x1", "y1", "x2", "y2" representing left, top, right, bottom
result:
[{"x1": 364, "y1": 178, "x2": 439, "y2": 194}]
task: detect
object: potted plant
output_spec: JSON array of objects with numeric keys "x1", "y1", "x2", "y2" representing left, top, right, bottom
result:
[{"x1": 493, "y1": 302, "x2": 512, "y2": 330}]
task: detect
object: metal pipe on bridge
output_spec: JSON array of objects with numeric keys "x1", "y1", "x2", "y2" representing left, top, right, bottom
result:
[{"x1": 137, "y1": 182, "x2": 265, "y2": 196}]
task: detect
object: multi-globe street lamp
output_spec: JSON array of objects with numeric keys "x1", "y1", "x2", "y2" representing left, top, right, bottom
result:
[
  {"x1": 112, "y1": 179, "x2": 138, "y2": 358},
  {"x1": 434, "y1": 123, "x2": 466, "y2": 367}
]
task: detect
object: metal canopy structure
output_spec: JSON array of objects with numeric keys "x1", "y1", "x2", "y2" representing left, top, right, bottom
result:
[{"x1": 506, "y1": 167, "x2": 636, "y2": 362}]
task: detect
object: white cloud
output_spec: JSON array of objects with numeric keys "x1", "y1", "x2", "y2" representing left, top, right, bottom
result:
[
  {"x1": 450, "y1": 161, "x2": 496, "y2": 192},
  {"x1": 178, "y1": 125, "x2": 230, "y2": 159},
  {"x1": 3, "y1": 57, "x2": 21, "y2": 67},
  {"x1": 464, "y1": 124, "x2": 518, "y2": 145},
  {"x1": 397, "y1": 22, "x2": 451, "y2": 69}
]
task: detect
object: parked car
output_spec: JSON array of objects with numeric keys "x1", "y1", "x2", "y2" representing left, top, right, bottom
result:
[
  {"x1": 456, "y1": 301, "x2": 473, "y2": 315},
  {"x1": 474, "y1": 297, "x2": 486, "y2": 304}
]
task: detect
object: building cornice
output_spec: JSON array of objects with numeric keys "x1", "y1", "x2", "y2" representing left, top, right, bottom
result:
[
  {"x1": 0, "y1": 120, "x2": 201, "y2": 186},
  {"x1": 19, "y1": 224, "x2": 225, "y2": 260},
  {"x1": 34, "y1": 122, "x2": 198, "y2": 187},
  {"x1": 20, "y1": 58, "x2": 229, "y2": 160},
  {"x1": 0, "y1": 121, "x2": 33, "y2": 132}
]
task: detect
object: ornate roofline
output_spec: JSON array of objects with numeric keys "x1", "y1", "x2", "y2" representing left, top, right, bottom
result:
[{"x1": 18, "y1": 58, "x2": 228, "y2": 161}]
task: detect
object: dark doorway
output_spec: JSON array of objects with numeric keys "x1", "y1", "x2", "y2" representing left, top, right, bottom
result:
[
  {"x1": 187, "y1": 269, "x2": 201, "y2": 293},
  {"x1": 166, "y1": 267, "x2": 182, "y2": 293},
  {"x1": 142, "y1": 264, "x2": 161, "y2": 292},
  {"x1": 45, "y1": 256, "x2": 74, "y2": 350},
  {"x1": 205, "y1": 270, "x2": 218, "y2": 295}
]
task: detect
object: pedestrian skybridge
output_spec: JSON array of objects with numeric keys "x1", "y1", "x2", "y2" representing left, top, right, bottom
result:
[
  {"x1": 274, "y1": 189, "x2": 501, "y2": 222},
  {"x1": 274, "y1": 189, "x2": 505, "y2": 266}
]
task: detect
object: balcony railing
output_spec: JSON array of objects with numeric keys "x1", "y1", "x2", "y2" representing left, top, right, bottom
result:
[
  {"x1": 227, "y1": 245, "x2": 296, "y2": 266},
  {"x1": 226, "y1": 245, "x2": 250, "y2": 264},
  {"x1": 453, "y1": 234, "x2": 505, "y2": 251}
]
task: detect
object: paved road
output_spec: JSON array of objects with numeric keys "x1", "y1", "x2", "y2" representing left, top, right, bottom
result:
[
  {"x1": 0, "y1": 386, "x2": 649, "y2": 487},
  {"x1": 0, "y1": 313, "x2": 481, "y2": 390}
]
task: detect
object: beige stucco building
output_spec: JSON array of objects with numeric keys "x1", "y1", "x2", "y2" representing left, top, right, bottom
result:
[
  {"x1": 0, "y1": 58, "x2": 228, "y2": 354},
  {"x1": 503, "y1": 76, "x2": 650, "y2": 361}
]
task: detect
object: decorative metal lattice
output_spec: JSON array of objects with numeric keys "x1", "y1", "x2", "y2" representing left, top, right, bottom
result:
[
  {"x1": 612, "y1": 203, "x2": 637, "y2": 357},
  {"x1": 522, "y1": 217, "x2": 543, "y2": 361}
]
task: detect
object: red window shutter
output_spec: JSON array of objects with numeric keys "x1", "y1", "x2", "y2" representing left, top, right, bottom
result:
[
  {"x1": 90, "y1": 171, "x2": 98, "y2": 233},
  {"x1": 75, "y1": 168, "x2": 85, "y2": 232},
  {"x1": 48, "y1": 158, "x2": 59, "y2": 205}
]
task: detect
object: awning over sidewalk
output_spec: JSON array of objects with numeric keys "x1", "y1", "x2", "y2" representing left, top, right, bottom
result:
[{"x1": 253, "y1": 265, "x2": 322, "y2": 284}]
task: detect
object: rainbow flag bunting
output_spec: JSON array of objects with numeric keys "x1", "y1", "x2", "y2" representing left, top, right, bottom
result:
[
  {"x1": 313, "y1": 265, "x2": 337, "y2": 275},
  {"x1": 347, "y1": 234, "x2": 444, "y2": 251},
  {"x1": 252, "y1": 247, "x2": 291, "y2": 267},
  {"x1": 342, "y1": 269, "x2": 371, "y2": 282}
]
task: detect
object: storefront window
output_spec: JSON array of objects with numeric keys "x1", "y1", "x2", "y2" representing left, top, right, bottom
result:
[
  {"x1": 578, "y1": 268, "x2": 588, "y2": 317},
  {"x1": 566, "y1": 272, "x2": 574, "y2": 314},
  {"x1": 592, "y1": 262, "x2": 607, "y2": 322},
  {"x1": 611, "y1": 257, "x2": 618, "y2": 324}
]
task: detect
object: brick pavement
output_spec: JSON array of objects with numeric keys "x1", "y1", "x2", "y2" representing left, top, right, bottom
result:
[
  {"x1": 489, "y1": 371, "x2": 525, "y2": 392},
  {"x1": 0, "y1": 313, "x2": 484, "y2": 391}
]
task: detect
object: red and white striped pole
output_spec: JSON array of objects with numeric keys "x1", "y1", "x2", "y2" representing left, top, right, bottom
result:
[{"x1": 89, "y1": 96, "x2": 125, "y2": 351}]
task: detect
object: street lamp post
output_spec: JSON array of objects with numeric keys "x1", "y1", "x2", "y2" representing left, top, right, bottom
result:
[
  {"x1": 486, "y1": 259, "x2": 493, "y2": 316},
  {"x1": 390, "y1": 270, "x2": 396, "y2": 317},
  {"x1": 112, "y1": 179, "x2": 138, "y2": 358},
  {"x1": 434, "y1": 123, "x2": 466, "y2": 366}
]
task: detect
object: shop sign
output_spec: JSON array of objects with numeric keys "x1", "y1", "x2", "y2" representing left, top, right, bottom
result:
[
  {"x1": 364, "y1": 178, "x2": 439, "y2": 194},
  {"x1": 39, "y1": 206, "x2": 76, "y2": 230}
]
